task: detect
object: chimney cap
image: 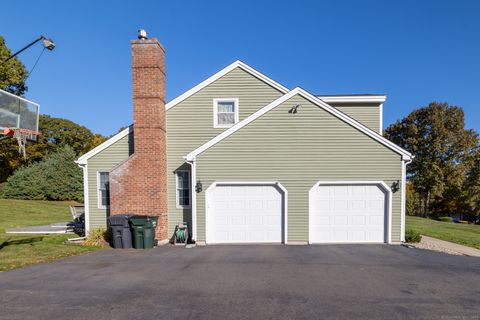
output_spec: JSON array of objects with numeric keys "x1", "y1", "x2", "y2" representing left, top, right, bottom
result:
[{"x1": 138, "y1": 29, "x2": 148, "y2": 40}]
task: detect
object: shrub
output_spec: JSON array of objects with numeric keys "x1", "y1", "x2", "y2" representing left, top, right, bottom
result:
[
  {"x1": 83, "y1": 228, "x2": 110, "y2": 247},
  {"x1": 1, "y1": 145, "x2": 83, "y2": 201},
  {"x1": 405, "y1": 229, "x2": 422, "y2": 243},
  {"x1": 438, "y1": 216, "x2": 453, "y2": 223},
  {"x1": 406, "y1": 184, "x2": 420, "y2": 216},
  {"x1": 459, "y1": 220, "x2": 468, "y2": 224}
]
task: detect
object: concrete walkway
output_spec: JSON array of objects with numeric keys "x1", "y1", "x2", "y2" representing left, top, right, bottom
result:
[
  {"x1": 5, "y1": 222, "x2": 73, "y2": 234},
  {"x1": 409, "y1": 235, "x2": 480, "y2": 257}
]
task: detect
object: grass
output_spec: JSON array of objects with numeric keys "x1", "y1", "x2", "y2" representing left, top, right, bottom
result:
[
  {"x1": 407, "y1": 216, "x2": 480, "y2": 249},
  {"x1": 0, "y1": 199, "x2": 102, "y2": 272}
]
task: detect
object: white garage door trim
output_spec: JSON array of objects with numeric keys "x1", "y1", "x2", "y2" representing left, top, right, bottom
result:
[
  {"x1": 205, "y1": 181, "x2": 288, "y2": 244},
  {"x1": 309, "y1": 181, "x2": 392, "y2": 244}
]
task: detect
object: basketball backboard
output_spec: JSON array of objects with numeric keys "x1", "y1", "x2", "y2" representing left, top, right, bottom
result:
[{"x1": 0, "y1": 88, "x2": 40, "y2": 141}]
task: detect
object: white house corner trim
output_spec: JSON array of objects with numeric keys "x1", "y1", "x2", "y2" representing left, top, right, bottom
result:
[
  {"x1": 379, "y1": 103, "x2": 383, "y2": 135},
  {"x1": 80, "y1": 164, "x2": 90, "y2": 235},
  {"x1": 185, "y1": 158, "x2": 197, "y2": 241}
]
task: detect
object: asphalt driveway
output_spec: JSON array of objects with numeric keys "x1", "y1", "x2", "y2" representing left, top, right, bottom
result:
[{"x1": 0, "y1": 245, "x2": 479, "y2": 320}]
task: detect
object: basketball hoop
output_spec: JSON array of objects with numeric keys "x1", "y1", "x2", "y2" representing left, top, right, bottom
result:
[
  {"x1": 2, "y1": 127, "x2": 40, "y2": 158},
  {"x1": 0, "y1": 88, "x2": 41, "y2": 159}
]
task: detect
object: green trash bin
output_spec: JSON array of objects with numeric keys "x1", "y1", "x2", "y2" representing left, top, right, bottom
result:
[{"x1": 129, "y1": 215, "x2": 158, "y2": 249}]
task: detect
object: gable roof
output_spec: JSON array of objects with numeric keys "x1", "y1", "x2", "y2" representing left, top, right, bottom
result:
[
  {"x1": 165, "y1": 60, "x2": 289, "y2": 111},
  {"x1": 75, "y1": 126, "x2": 132, "y2": 165},
  {"x1": 185, "y1": 87, "x2": 412, "y2": 161}
]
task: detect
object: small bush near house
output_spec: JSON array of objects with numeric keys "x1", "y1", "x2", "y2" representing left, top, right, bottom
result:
[
  {"x1": 459, "y1": 220, "x2": 469, "y2": 224},
  {"x1": 405, "y1": 228, "x2": 422, "y2": 243},
  {"x1": 83, "y1": 228, "x2": 110, "y2": 247},
  {"x1": 438, "y1": 216, "x2": 453, "y2": 223}
]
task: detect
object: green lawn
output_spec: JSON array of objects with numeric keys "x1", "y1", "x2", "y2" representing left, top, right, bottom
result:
[
  {"x1": 0, "y1": 199, "x2": 102, "y2": 272},
  {"x1": 407, "y1": 216, "x2": 480, "y2": 249}
]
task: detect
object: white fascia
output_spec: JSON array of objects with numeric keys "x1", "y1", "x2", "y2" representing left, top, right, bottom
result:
[
  {"x1": 317, "y1": 95, "x2": 387, "y2": 104},
  {"x1": 75, "y1": 125, "x2": 133, "y2": 165},
  {"x1": 165, "y1": 60, "x2": 289, "y2": 111},
  {"x1": 185, "y1": 87, "x2": 412, "y2": 161}
]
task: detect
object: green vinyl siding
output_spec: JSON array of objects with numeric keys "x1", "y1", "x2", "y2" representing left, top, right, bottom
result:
[
  {"x1": 332, "y1": 103, "x2": 381, "y2": 133},
  {"x1": 86, "y1": 132, "x2": 134, "y2": 230},
  {"x1": 166, "y1": 67, "x2": 285, "y2": 237},
  {"x1": 195, "y1": 95, "x2": 403, "y2": 242}
]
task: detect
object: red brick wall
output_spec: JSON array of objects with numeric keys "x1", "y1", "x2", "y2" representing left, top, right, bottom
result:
[{"x1": 109, "y1": 38, "x2": 168, "y2": 241}]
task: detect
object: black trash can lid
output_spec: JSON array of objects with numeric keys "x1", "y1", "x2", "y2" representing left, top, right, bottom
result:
[
  {"x1": 129, "y1": 215, "x2": 149, "y2": 226},
  {"x1": 107, "y1": 214, "x2": 132, "y2": 226}
]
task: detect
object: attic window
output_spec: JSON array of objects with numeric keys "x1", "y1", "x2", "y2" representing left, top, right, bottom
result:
[{"x1": 213, "y1": 98, "x2": 239, "y2": 128}]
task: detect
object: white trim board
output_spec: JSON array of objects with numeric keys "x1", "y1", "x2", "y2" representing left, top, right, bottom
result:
[
  {"x1": 317, "y1": 95, "x2": 386, "y2": 104},
  {"x1": 204, "y1": 181, "x2": 288, "y2": 244},
  {"x1": 187, "y1": 159, "x2": 197, "y2": 240},
  {"x1": 308, "y1": 181, "x2": 392, "y2": 244},
  {"x1": 82, "y1": 164, "x2": 90, "y2": 235},
  {"x1": 185, "y1": 87, "x2": 412, "y2": 161},
  {"x1": 165, "y1": 60, "x2": 289, "y2": 111},
  {"x1": 75, "y1": 126, "x2": 132, "y2": 165}
]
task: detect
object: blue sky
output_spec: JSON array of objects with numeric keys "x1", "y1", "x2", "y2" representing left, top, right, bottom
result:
[{"x1": 1, "y1": 0, "x2": 478, "y2": 136}]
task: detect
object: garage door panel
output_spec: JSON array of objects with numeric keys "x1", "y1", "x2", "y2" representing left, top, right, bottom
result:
[
  {"x1": 207, "y1": 184, "x2": 283, "y2": 244},
  {"x1": 351, "y1": 200, "x2": 366, "y2": 210},
  {"x1": 351, "y1": 216, "x2": 366, "y2": 225},
  {"x1": 351, "y1": 230, "x2": 366, "y2": 241},
  {"x1": 311, "y1": 184, "x2": 387, "y2": 243},
  {"x1": 231, "y1": 216, "x2": 246, "y2": 226}
]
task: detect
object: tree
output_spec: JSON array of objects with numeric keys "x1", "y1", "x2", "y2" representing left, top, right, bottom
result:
[
  {"x1": 2, "y1": 145, "x2": 83, "y2": 201},
  {"x1": 463, "y1": 156, "x2": 480, "y2": 221},
  {"x1": 0, "y1": 35, "x2": 28, "y2": 95},
  {"x1": 29, "y1": 115, "x2": 97, "y2": 158},
  {"x1": 385, "y1": 102, "x2": 479, "y2": 217}
]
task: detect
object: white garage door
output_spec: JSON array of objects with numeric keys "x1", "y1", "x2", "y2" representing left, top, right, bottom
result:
[
  {"x1": 310, "y1": 184, "x2": 387, "y2": 243},
  {"x1": 207, "y1": 184, "x2": 283, "y2": 244}
]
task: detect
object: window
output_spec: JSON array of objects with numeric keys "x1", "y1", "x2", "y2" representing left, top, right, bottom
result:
[
  {"x1": 213, "y1": 98, "x2": 239, "y2": 128},
  {"x1": 97, "y1": 172, "x2": 110, "y2": 209},
  {"x1": 176, "y1": 170, "x2": 191, "y2": 209}
]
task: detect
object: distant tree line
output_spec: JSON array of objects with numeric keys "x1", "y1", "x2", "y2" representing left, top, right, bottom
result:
[{"x1": 385, "y1": 102, "x2": 480, "y2": 222}]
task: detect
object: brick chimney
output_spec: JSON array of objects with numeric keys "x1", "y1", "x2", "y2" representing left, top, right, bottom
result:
[{"x1": 109, "y1": 31, "x2": 168, "y2": 241}]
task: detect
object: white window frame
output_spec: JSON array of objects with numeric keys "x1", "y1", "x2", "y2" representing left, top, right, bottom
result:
[
  {"x1": 176, "y1": 170, "x2": 192, "y2": 209},
  {"x1": 97, "y1": 171, "x2": 110, "y2": 209},
  {"x1": 213, "y1": 98, "x2": 239, "y2": 128}
]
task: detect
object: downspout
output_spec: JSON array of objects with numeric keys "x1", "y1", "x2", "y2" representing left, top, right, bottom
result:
[
  {"x1": 185, "y1": 157, "x2": 197, "y2": 241},
  {"x1": 75, "y1": 161, "x2": 90, "y2": 235},
  {"x1": 401, "y1": 157, "x2": 413, "y2": 242}
]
